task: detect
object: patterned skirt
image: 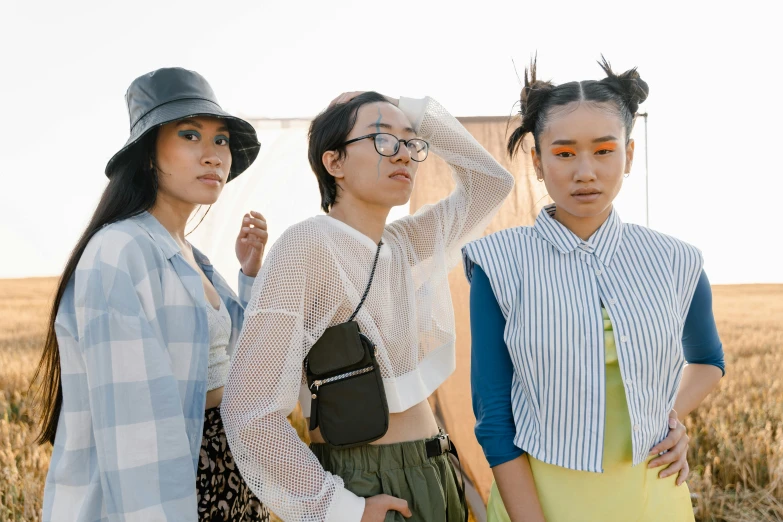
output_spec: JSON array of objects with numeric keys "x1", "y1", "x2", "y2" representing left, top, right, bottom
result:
[{"x1": 198, "y1": 407, "x2": 270, "y2": 522}]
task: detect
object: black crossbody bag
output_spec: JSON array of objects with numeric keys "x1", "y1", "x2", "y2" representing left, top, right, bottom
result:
[{"x1": 306, "y1": 240, "x2": 388, "y2": 448}]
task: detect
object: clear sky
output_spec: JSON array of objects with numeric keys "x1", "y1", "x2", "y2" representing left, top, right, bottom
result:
[{"x1": 2, "y1": 0, "x2": 780, "y2": 284}]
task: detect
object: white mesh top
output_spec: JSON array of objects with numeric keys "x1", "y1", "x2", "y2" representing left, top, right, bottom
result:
[
  {"x1": 221, "y1": 96, "x2": 515, "y2": 522},
  {"x1": 205, "y1": 299, "x2": 232, "y2": 392}
]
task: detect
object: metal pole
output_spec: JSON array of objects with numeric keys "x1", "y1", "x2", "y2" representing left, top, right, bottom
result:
[{"x1": 638, "y1": 112, "x2": 650, "y2": 228}]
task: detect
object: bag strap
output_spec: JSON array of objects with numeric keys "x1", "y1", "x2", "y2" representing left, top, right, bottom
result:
[
  {"x1": 305, "y1": 240, "x2": 383, "y2": 378},
  {"x1": 425, "y1": 431, "x2": 467, "y2": 522},
  {"x1": 348, "y1": 240, "x2": 383, "y2": 322},
  {"x1": 448, "y1": 439, "x2": 468, "y2": 522}
]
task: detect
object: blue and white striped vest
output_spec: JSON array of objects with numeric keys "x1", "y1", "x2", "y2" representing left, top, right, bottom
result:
[{"x1": 462, "y1": 204, "x2": 703, "y2": 472}]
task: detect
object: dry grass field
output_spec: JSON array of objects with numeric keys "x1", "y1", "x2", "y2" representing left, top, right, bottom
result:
[{"x1": 1, "y1": 278, "x2": 781, "y2": 521}]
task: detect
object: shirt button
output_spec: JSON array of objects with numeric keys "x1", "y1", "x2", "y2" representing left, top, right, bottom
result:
[
  {"x1": 595, "y1": 269, "x2": 603, "y2": 276},
  {"x1": 608, "y1": 298, "x2": 617, "y2": 305},
  {"x1": 626, "y1": 379, "x2": 634, "y2": 386},
  {"x1": 633, "y1": 424, "x2": 640, "y2": 432},
  {"x1": 621, "y1": 335, "x2": 628, "y2": 343}
]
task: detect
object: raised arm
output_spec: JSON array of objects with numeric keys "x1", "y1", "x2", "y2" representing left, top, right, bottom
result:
[
  {"x1": 234, "y1": 209, "x2": 268, "y2": 308},
  {"x1": 78, "y1": 233, "x2": 198, "y2": 520},
  {"x1": 387, "y1": 97, "x2": 514, "y2": 267},
  {"x1": 221, "y1": 228, "x2": 365, "y2": 522}
]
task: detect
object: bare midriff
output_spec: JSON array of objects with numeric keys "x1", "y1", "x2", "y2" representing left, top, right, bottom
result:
[
  {"x1": 308, "y1": 399, "x2": 439, "y2": 445},
  {"x1": 205, "y1": 386, "x2": 224, "y2": 410}
]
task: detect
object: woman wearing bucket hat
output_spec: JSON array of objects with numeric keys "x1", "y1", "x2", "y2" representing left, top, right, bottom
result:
[{"x1": 34, "y1": 67, "x2": 270, "y2": 521}]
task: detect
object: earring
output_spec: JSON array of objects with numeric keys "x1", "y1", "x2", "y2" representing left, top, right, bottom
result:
[{"x1": 624, "y1": 173, "x2": 630, "y2": 179}]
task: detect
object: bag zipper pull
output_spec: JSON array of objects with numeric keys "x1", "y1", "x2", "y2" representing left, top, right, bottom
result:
[{"x1": 309, "y1": 381, "x2": 320, "y2": 431}]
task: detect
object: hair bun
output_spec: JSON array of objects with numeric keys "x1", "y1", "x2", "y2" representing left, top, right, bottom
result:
[
  {"x1": 508, "y1": 57, "x2": 556, "y2": 157},
  {"x1": 598, "y1": 56, "x2": 649, "y2": 114}
]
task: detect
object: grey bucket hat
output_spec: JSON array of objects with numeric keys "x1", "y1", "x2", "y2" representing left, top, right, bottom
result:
[{"x1": 105, "y1": 67, "x2": 260, "y2": 181}]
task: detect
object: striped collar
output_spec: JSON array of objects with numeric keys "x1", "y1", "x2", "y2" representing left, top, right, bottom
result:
[{"x1": 534, "y1": 204, "x2": 624, "y2": 266}]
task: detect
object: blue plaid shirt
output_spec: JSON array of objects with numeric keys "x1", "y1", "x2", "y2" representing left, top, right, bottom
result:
[{"x1": 42, "y1": 211, "x2": 254, "y2": 522}]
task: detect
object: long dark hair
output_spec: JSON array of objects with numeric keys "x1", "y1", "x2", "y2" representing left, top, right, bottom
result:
[
  {"x1": 508, "y1": 56, "x2": 650, "y2": 158},
  {"x1": 32, "y1": 130, "x2": 159, "y2": 445}
]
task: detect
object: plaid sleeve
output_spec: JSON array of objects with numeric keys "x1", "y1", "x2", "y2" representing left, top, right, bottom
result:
[
  {"x1": 77, "y1": 230, "x2": 198, "y2": 521},
  {"x1": 237, "y1": 269, "x2": 255, "y2": 308}
]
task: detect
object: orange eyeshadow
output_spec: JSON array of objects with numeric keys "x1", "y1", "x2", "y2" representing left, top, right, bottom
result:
[
  {"x1": 551, "y1": 147, "x2": 576, "y2": 155},
  {"x1": 595, "y1": 143, "x2": 618, "y2": 152}
]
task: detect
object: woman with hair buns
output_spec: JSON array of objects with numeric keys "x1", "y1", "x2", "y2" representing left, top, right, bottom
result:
[{"x1": 462, "y1": 58, "x2": 725, "y2": 521}]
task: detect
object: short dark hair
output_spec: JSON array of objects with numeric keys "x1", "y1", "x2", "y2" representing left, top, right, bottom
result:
[
  {"x1": 308, "y1": 91, "x2": 391, "y2": 213},
  {"x1": 508, "y1": 56, "x2": 650, "y2": 157}
]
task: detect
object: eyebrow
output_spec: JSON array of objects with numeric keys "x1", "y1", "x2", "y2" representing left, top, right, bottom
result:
[
  {"x1": 550, "y1": 135, "x2": 618, "y2": 146},
  {"x1": 176, "y1": 119, "x2": 230, "y2": 133},
  {"x1": 366, "y1": 122, "x2": 416, "y2": 134}
]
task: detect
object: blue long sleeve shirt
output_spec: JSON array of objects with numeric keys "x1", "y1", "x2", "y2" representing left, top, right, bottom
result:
[{"x1": 469, "y1": 264, "x2": 724, "y2": 468}]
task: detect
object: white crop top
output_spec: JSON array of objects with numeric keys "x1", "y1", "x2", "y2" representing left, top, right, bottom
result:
[{"x1": 206, "y1": 299, "x2": 232, "y2": 392}]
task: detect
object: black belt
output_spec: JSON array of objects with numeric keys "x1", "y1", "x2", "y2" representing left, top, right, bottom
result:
[
  {"x1": 425, "y1": 430, "x2": 454, "y2": 459},
  {"x1": 425, "y1": 430, "x2": 468, "y2": 522}
]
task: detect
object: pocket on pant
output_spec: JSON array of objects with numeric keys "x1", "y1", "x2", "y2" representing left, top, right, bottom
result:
[
  {"x1": 378, "y1": 462, "x2": 447, "y2": 522},
  {"x1": 384, "y1": 511, "x2": 406, "y2": 522},
  {"x1": 341, "y1": 469, "x2": 385, "y2": 498},
  {"x1": 441, "y1": 458, "x2": 466, "y2": 522}
]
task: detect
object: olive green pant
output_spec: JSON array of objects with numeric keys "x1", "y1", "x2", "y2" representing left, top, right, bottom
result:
[{"x1": 311, "y1": 437, "x2": 466, "y2": 522}]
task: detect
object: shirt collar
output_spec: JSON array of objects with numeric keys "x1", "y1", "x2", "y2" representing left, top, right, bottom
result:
[
  {"x1": 132, "y1": 211, "x2": 215, "y2": 265},
  {"x1": 132, "y1": 211, "x2": 180, "y2": 259},
  {"x1": 190, "y1": 245, "x2": 213, "y2": 267},
  {"x1": 534, "y1": 204, "x2": 624, "y2": 265}
]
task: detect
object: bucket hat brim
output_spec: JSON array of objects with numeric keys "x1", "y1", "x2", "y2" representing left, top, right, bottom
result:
[{"x1": 105, "y1": 97, "x2": 260, "y2": 182}]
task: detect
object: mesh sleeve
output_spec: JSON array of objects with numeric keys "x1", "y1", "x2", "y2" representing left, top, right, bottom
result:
[
  {"x1": 221, "y1": 225, "x2": 360, "y2": 522},
  {"x1": 388, "y1": 97, "x2": 515, "y2": 267}
]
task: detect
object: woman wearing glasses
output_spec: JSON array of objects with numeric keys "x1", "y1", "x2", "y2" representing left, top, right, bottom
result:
[{"x1": 222, "y1": 92, "x2": 515, "y2": 522}]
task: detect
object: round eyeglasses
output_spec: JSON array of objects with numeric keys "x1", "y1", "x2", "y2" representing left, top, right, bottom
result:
[{"x1": 342, "y1": 133, "x2": 430, "y2": 162}]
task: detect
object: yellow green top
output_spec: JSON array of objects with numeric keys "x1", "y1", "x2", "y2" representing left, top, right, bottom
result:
[{"x1": 487, "y1": 308, "x2": 695, "y2": 521}]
